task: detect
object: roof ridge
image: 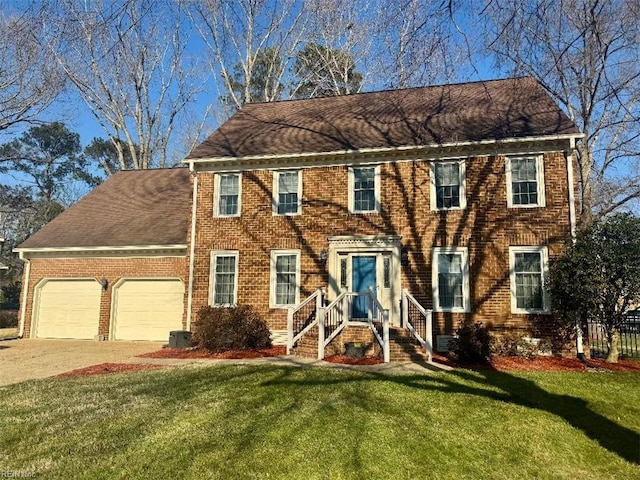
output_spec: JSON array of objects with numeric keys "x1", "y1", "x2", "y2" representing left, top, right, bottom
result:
[{"x1": 239, "y1": 76, "x2": 535, "y2": 108}]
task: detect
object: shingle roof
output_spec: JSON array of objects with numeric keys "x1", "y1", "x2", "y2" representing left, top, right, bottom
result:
[
  {"x1": 188, "y1": 77, "x2": 580, "y2": 160},
  {"x1": 18, "y1": 168, "x2": 190, "y2": 249}
]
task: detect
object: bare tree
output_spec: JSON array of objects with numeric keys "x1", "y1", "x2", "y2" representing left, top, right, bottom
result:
[
  {"x1": 0, "y1": 8, "x2": 65, "y2": 133},
  {"x1": 41, "y1": 0, "x2": 208, "y2": 172},
  {"x1": 288, "y1": 0, "x2": 371, "y2": 97},
  {"x1": 484, "y1": 0, "x2": 640, "y2": 221},
  {"x1": 369, "y1": 0, "x2": 463, "y2": 89},
  {"x1": 188, "y1": 0, "x2": 308, "y2": 110}
]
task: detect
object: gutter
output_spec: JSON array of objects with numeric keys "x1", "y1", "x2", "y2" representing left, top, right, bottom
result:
[
  {"x1": 565, "y1": 149, "x2": 586, "y2": 362},
  {"x1": 17, "y1": 251, "x2": 30, "y2": 338},
  {"x1": 186, "y1": 161, "x2": 198, "y2": 331},
  {"x1": 183, "y1": 133, "x2": 585, "y2": 170}
]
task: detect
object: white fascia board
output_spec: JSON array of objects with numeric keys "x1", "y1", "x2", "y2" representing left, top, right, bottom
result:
[
  {"x1": 14, "y1": 244, "x2": 187, "y2": 258},
  {"x1": 183, "y1": 133, "x2": 584, "y2": 172}
]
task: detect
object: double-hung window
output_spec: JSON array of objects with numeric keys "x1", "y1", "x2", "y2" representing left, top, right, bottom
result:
[
  {"x1": 509, "y1": 246, "x2": 548, "y2": 313},
  {"x1": 430, "y1": 160, "x2": 466, "y2": 210},
  {"x1": 432, "y1": 247, "x2": 470, "y2": 312},
  {"x1": 349, "y1": 166, "x2": 379, "y2": 213},
  {"x1": 271, "y1": 250, "x2": 300, "y2": 307},
  {"x1": 215, "y1": 173, "x2": 241, "y2": 216},
  {"x1": 210, "y1": 251, "x2": 239, "y2": 305},
  {"x1": 506, "y1": 156, "x2": 545, "y2": 207},
  {"x1": 274, "y1": 171, "x2": 301, "y2": 215}
]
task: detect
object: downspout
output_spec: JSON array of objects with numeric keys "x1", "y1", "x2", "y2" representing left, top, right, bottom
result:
[
  {"x1": 566, "y1": 148, "x2": 585, "y2": 362},
  {"x1": 18, "y1": 252, "x2": 30, "y2": 338},
  {"x1": 186, "y1": 162, "x2": 198, "y2": 331}
]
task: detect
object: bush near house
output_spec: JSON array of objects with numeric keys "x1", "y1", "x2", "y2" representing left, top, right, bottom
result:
[
  {"x1": 192, "y1": 305, "x2": 272, "y2": 352},
  {"x1": 450, "y1": 321, "x2": 493, "y2": 363},
  {"x1": 0, "y1": 309, "x2": 18, "y2": 328}
]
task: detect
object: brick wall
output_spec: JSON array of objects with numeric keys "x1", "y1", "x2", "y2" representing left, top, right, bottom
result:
[
  {"x1": 189, "y1": 152, "x2": 576, "y2": 335},
  {"x1": 21, "y1": 256, "x2": 186, "y2": 338}
]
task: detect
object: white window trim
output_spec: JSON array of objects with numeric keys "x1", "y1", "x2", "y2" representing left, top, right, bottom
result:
[
  {"x1": 348, "y1": 165, "x2": 381, "y2": 214},
  {"x1": 509, "y1": 246, "x2": 550, "y2": 314},
  {"x1": 272, "y1": 170, "x2": 302, "y2": 216},
  {"x1": 270, "y1": 249, "x2": 301, "y2": 308},
  {"x1": 432, "y1": 247, "x2": 470, "y2": 313},
  {"x1": 209, "y1": 250, "x2": 239, "y2": 306},
  {"x1": 505, "y1": 155, "x2": 546, "y2": 208},
  {"x1": 214, "y1": 173, "x2": 242, "y2": 217},
  {"x1": 429, "y1": 159, "x2": 467, "y2": 211}
]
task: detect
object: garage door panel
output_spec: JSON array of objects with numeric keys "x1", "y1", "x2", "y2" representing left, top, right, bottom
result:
[
  {"x1": 113, "y1": 279, "x2": 184, "y2": 341},
  {"x1": 36, "y1": 280, "x2": 101, "y2": 339}
]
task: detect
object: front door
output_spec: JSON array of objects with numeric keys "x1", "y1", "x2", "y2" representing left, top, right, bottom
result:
[{"x1": 352, "y1": 256, "x2": 377, "y2": 319}]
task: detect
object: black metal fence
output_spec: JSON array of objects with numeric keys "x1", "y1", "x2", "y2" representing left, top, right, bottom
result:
[{"x1": 587, "y1": 312, "x2": 640, "y2": 359}]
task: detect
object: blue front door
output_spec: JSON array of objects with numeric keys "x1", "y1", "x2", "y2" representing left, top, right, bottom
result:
[{"x1": 352, "y1": 256, "x2": 376, "y2": 318}]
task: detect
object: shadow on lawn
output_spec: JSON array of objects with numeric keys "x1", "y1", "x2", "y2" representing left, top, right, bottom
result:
[{"x1": 263, "y1": 366, "x2": 640, "y2": 465}]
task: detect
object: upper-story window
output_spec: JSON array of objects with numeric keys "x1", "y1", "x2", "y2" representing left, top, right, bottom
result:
[
  {"x1": 214, "y1": 173, "x2": 241, "y2": 217},
  {"x1": 349, "y1": 166, "x2": 380, "y2": 213},
  {"x1": 430, "y1": 160, "x2": 466, "y2": 210},
  {"x1": 506, "y1": 156, "x2": 545, "y2": 208},
  {"x1": 273, "y1": 171, "x2": 301, "y2": 215},
  {"x1": 509, "y1": 246, "x2": 549, "y2": 313}
]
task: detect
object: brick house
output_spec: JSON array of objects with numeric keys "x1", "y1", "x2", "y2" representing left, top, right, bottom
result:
[
  {"x1": 183, "y1": 76, "x2": 582, "y2": 361},
  {"x1": 16, "y1": 77, "x2": 582, "y2": 361}
]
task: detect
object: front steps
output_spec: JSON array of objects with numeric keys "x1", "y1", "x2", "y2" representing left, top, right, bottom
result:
[{"x1": 291, "y1": 325, "x2": 429, "y2": 363}]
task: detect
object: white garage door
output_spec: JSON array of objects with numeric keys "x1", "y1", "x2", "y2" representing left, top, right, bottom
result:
[
  {"x1": 112, "y1": 279, "x2": 184, "y2": 341},
  {"x1": 35, "y1": 279, "x2": 101, "y2": 339}
]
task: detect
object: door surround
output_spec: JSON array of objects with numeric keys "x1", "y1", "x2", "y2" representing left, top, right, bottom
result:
[{"x1": 327, "y1": 235, "x2": 402, "y2": 325}]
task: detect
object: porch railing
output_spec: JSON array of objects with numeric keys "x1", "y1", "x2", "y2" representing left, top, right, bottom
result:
[
  {"x1": 367, "y1": 287, "x2": 390, "y2": 363},
  {"x1": 288, "y1": 288, "x2": 393, "y2": 363},
  {"x1": 401, "y1": 289, "x2": 433, "y2": 362},
  {"x1": 287, "y1": 288, "x2": 324, "y2": 355}
]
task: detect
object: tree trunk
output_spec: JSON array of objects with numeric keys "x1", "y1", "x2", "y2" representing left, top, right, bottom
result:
[{"x1": 605, "y1": 328, "x2": 620, "y2": 363}]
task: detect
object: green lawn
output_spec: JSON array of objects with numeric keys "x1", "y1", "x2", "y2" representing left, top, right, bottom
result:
[{"x1": 1, "y1": 364, "x2": 639, "y2": 479}]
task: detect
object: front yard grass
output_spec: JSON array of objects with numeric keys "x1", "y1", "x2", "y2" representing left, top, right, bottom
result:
[{"x1": 1, "y1": 364, "x2": 638, "y2": 479}]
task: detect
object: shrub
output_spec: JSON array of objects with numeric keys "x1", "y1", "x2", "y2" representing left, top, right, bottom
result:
[
  {"x1": 450, "y1": 321, "x2": 493, "y2": 364},
  {"x1": 493, "y1": 331, "x2": 540, "y2": 359},
  {"x1": 192, "y1": 305, "x2": 272, "y2": 352},
  {"x1": 0, "y1": 310, "x2": 18, "y2": 328}
]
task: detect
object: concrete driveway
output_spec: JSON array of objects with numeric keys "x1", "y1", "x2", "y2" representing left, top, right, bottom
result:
[{"x1": 0, "y1": 338, "x2": 163, "y2": 386}]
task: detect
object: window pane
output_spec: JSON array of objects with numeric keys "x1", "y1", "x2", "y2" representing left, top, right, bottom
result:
[
  {"x1": 435, "y1": 163, "x2": 461, "y2": 208},
  {"x1": 340, "y1": 257, "x2": 348, "y2": 288},
  {"x1": 514, "y1": 252, "x2": 543, "y2": 309},
  {"x1": 437, "y1": 253, "x2": 463, "y2": 308},
  {"x1": 511, "y1": 158, "x2": 538, "y2": 205},
  {"x1": 353, "y1": 168, "x2": 376, "y2": 211},
  {"x1": 214, "y1": 255, "x2": 236, "y2": 304},
  {"x1": 218, "y1": 174, "x2": 239, "y2": 215},
  {"x1": 277, "y1": 172, "x2": 299, "y2": 214},
  {"x1": 275, "y1": 254, "x2": 297, "y2": 305},
  {"x1": 383, "y1": 255, "x2": 391, "y2": 288}
]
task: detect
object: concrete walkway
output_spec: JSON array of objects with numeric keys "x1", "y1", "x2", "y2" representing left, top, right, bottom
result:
[{"x1": 0, "y1": 338, "x2": 452, "y2": 387}]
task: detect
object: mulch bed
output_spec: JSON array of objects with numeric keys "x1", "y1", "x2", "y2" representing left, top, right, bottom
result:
[
  {"x1": 59, "y1": 348, "x2": 639, "y2": 377},
  {"x1": 324, "y1": 355, "x2": 384, "y2": 365},
  {"x1": 56, "y1": 363, "x2": 166, "y2": 378},
  {"x1": 137, "y1": 345, "x2": 287, "y2": 359},
  {"x1": 432, "y1": 352, "x2": 640, "y2": 373}
]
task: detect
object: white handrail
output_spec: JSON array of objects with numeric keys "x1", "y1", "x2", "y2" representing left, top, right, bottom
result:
[
  {"x1": 287, "y1": 288, "x2": 323, "y2": 354},
  {"x1": 367, "y1": 287, "x2": 390, "y2": 362},
  {"x1": 401, "y1": 289, "x2": 433, "y2": 362}
]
